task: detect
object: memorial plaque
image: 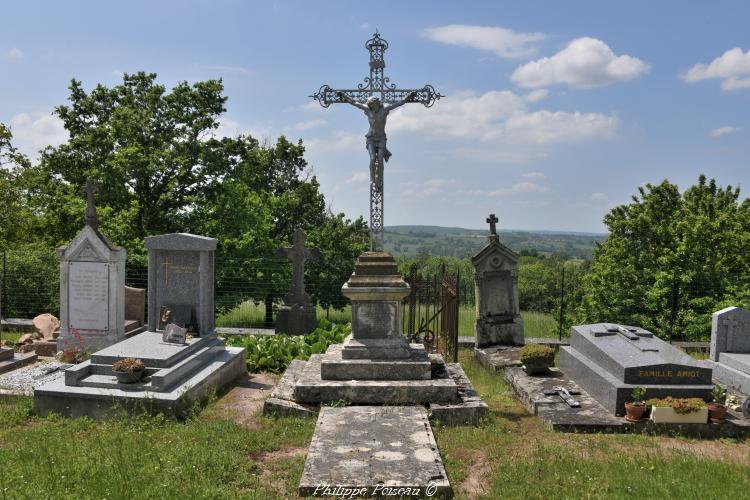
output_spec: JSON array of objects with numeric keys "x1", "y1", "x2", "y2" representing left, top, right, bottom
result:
[
  {"x1": 68, "y1": 261, "x2": 110, "y2": 332},
  {"x1": 485, "y1": 273, "x2": 511, "y2": 316},
  {"x1": 353, "y1": 302, "x2": 398, "y2": 339}
]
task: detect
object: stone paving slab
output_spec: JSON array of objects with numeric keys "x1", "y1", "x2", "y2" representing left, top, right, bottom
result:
[
  {"x1": 299, "y1": 406, "x2": 452, "y2": 498},
  {"x1": 474, "y1": 345, "x2": 522, "y2": 371},
  {"x1": 506, "y1": 366, "x2": 750, "y2": 437}
]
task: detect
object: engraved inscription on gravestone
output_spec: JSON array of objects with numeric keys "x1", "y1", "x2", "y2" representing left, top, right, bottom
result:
[
  {"x1": 354, "y1": 302, "x2": 398, "y2": 338},
  {"x1": 68, "y1": 261, "x2": 109, "y2": 332},
  {"x1": 485, "y1": 273, "x2": 511, "y2": 316}
]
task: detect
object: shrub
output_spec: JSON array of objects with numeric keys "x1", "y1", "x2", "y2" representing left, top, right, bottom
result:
[
  {"x1": 631, "y1": 387, "x2": 647, "y2": 405},
  {"x1": 112, "y1": 358, "x2": 146, "y2": 373},
  {"x1": 226, "y1": 319, "x2": 350, "y2": 373},
  {"x1": 711, "y1": 385, "x2": 727, "y2": 404},
  {"x1": 520, "y1": 344, "x2": 554, "y2": 366},
  {"x1": 646, "y1": 397, "x2": 706, "y2": 414}
]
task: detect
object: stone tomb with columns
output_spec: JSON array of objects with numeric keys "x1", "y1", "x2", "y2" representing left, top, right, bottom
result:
[
  {"x1": 34, "y1": 233, "x2": 245, "y2": 419},
  {"x1": 706, "y1": 306, "x2": 750, "y2": 394},
  {"x1": 265, "y1": 252, "x2": 487, "y2": 425}
]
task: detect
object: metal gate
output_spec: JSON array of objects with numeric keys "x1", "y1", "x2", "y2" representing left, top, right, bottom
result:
[{"x1": 402, "y1": 265, "x2": 460, "y2": 362}]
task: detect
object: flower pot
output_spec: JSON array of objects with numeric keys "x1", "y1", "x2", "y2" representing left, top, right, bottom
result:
[
  {"x1": 62, "y1": 349, "x2": 80, "y2": 363},
  {"x1": 650, "y1": 406, "x2": 708, "y2": 424},
  {"x1": 624, "y1": 402, "x2": 646, "y2": 422},
  {"x1": 113, "y1": 368, "x2": 145, "y2": 384},
  {"x1": 708, "y1": 403, "x2": 728, "y2": 423},
  {"x1": 523, "y1": 361, "x2": 551, "y2": 375}
]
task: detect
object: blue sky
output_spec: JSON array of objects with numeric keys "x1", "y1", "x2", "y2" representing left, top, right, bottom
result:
[{"x1": 1, "y1": 1, "x2": 749, "y2": 233}]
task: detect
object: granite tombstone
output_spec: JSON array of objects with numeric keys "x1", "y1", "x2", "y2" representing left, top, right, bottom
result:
[
  {"x1": 144, "y1": 233, "x2": 216, "y2": 337},
  {"x1": 558, "y1": 323, "x2": 713, "y2": 415},
  {"x1": 706, "y1": 306, "x2": 750, "y2": 394},
  {"x1": 472, "y1": 214, "x2": 524, "y2": 347}
]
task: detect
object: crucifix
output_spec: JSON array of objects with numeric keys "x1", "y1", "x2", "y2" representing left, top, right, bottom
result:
[
  {"x1": 486, "y1": 213, "x2": 499, "y2": 235},
  {"x1": 311, "y1": 31, "x2": 442, "y2": 251},
  {"x1": 276, "y1": 228, "x2": 321, "y2": 306},
  {"x1": 81, "y1": 180, "x2": 99, "y2": 230}
]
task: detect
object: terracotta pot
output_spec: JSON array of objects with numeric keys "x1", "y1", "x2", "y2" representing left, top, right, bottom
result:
[
  {"x1": 708, "y1": 403, "x2": 728, "y2": 423},
  {"x1": 62, "y1": 349, "x2": 79, "y2": 363},
  {"x1": 624, "y1": 402, "x2": 646, "y2": 422}
]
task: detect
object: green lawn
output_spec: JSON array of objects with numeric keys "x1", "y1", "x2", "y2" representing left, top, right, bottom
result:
[
  {"x1": 0, "y1": 351, "x2": 748, "y2": 498},
  {"x1": 216, "y1": 300, "x2": 561, "y2": 340}
]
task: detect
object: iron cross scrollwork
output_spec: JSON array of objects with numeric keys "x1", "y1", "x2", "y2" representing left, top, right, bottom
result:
[{"x1": 311, "y1": 31, "x2": 442, "y2": 251}]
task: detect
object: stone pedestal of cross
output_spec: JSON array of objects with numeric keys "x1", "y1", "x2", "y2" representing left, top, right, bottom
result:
[
  {"x1": 311, "y1": 31, "x2": 442, "y2": 251},
  {"x1": 275, "y1": 228, "x2": 322, "y2": 335}
]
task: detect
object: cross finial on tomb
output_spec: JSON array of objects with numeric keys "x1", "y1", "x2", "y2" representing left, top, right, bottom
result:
[
  {"x1": 82, "y1": 180, "x2": 99, "y2": 230},
  {"x1": 486, "y1": 214, "x2": 499, "y2": 235}
]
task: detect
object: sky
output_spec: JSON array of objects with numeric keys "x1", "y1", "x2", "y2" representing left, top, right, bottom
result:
[{"x1": 1, "y1": 1, "x2": 749, "y2": 233}]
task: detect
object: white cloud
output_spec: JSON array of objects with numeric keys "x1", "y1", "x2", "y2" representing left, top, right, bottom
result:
[
  {"x1": 710, "y1": 126, "x2": 738, "y2": 138},
  {"x1": 511, "y1": 37, "x2": 649, "y2": 88},
  {"x1": 8, "y1": 112, "x2": 67, "y2": 158},
  {"x1": 421, "y1": 24, "x2": 545, "y2": 59},
  {"x1": 590, "y1": 192, "x2": 607, "y2": 201},
  {"x1": 304, "y1": 131, "x2": 361, "y2": 154},
  {"x1": 521, "y1": 171, "x2": 546, "y2": 180},
  {"x1": 510, "y1": 181, "x2": 550, "y2": 193},
  {"x1": 344, "y1": 171, "x2": 369, "y2": 184},
  {"x1": 399, "y1": 178, "x2": 453, "y2": 198},
  {"x1": 293, "y1": 118, "x2": 327, "y2": 131},
  {"x1": 5, "y1": 47, "x2": 24, "y2": 59},
  {"x1": 389, "y1": 89, "x2": 618, "y2": 145},
  {"x1": 201, "y1": 65, "x2": 252, "y2": 76},
  {"x1": 524, "y1": 89, "x2": 549, "y2": 102},
  {"x1": 683, "y1": 47, "x2": 750, "y2": 91}
]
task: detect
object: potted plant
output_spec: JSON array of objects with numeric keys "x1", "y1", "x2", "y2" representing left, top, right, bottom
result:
[
  {"x1": 520, "y1": 344, "x2": 555, "y2": 375},
  {"x1": 647, "y1": 396, "x2": 708, "y2": 424},
  {"x1": 708, "y1": 385, "x2": 728, "y2": 423},
  {"x1": 624, "y1": 387, "x2": 647, "y2": 422},
  {"x1": 112, "y1": 357, "x2": 146, "y2": 384}
]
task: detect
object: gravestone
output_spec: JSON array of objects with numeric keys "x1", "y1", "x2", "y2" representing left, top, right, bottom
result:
[
  {"x1": 558, "y1": 323, "x2": 713, "y2": 415},
  {"x1": 144, "y1": 233, "x2": 216, "y2": 337},
  {"x1": 472, "y1": 214, "x2": 523, "y2": 347},
  {"x1": 35, "y1": 231, "x2": 245, "y2": 419},
  {"x1": 275, "y1": 228, "x2": 321, "y2": 335},
  {"x1": 57, "y1": 182, "x2": 126, "y2": 352},
  {"x1": 706, "y1": 306, "x2": 750, "y2": 393}
]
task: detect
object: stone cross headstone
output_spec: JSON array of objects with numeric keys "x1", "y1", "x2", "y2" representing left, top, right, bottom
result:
[
  {"x1": 57, "y1": 182, "x2": 126, "y2": 352},
  {"x1": 144, "y1": 233, "x2": 216, "y2": 337},
  {"x1": 471, "y1": 214, "x2": 523, "y2": 347},
  {"x1": 275, "y1": 228, "x2": 321, "y2": 335},
  {"x1": 710, "y1": 306, "x2": 750, "y2": 361}
]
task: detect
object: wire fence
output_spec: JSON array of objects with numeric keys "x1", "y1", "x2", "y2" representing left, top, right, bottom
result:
[{"x1": 2, "y1": 248, "x2": 750, "y2": 343}]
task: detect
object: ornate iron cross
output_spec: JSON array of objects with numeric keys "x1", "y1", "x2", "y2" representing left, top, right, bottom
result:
[{"x1": 311, "y1": 31, "x2": 442, "y2": 251}]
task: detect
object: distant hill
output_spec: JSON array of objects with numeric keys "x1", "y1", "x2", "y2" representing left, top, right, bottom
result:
[{"x1": 384, "y1": 225, "x2": 607, "y2": 259}]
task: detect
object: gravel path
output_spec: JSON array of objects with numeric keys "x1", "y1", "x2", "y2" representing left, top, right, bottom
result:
[{"x1": 0, "y1": 361, "x2": 70, "y2": 395}]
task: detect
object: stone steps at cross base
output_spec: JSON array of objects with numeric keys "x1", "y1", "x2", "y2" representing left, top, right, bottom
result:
[{"x1": 72, "y1": 338, "x2": 226, "y2": 392}]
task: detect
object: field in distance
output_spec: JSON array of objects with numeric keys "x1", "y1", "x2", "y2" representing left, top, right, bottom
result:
[{"x1": 384, "y1": 225, "x2": 606, "y2": 259}]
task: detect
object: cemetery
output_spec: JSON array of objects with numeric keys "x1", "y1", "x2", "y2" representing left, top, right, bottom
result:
[{"x1": 2, "y1": 5, "x2": 750, "y2": 499}]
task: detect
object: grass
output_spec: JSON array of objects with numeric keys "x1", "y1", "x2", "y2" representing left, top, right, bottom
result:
[
  {"x1": 0, "y1": 351, "x2": 748, "y2": 498},
  {"x1": 0, "y1": 330, "x2": 23, "y2": 345},
  {"x1": 216, "y1": 300, "x2": 561, "y2": 340}
]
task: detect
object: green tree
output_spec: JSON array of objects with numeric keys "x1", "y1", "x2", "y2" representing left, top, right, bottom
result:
[
  {"x1": 580, "y1": 176, "x2": 750, "y2": 340},
  {"x1": 0, "y1": 124, "x2": 35, "y2": 250}
]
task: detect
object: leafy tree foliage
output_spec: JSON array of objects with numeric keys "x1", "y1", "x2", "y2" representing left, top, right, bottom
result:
[
  {"x1": 580, "y1": 176, "x2": 750, "y2": 340},
  {"x1": 0, "y1": 124, "x2": 34, "y2": 250}
]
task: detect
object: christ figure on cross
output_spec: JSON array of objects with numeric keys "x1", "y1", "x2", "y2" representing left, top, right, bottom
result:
[{"x1": 338, "y1": 91, "x2": 416, "y2": 184}]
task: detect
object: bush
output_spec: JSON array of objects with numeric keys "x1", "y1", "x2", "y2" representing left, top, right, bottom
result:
[
  {"x1": 520, "y1": 344, "x2": 554, "y2": 366},
  {"x1": 226, "y1": 319, "x2": 350, "y2": 373},
  {"x1": 646, "y1": 397, "x2": 706, "y2": 414}
]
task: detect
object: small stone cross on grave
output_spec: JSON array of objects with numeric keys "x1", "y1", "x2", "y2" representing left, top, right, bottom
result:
[
  {"x1": 486, "y1": 213, "x2": 499, "y2": 236},
  {"x1": 82, "y1": 180, "x2": 99, "y2": 230},
  {"x1": 276, "y1": 228, "x2": 321, "y2": 306}
]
